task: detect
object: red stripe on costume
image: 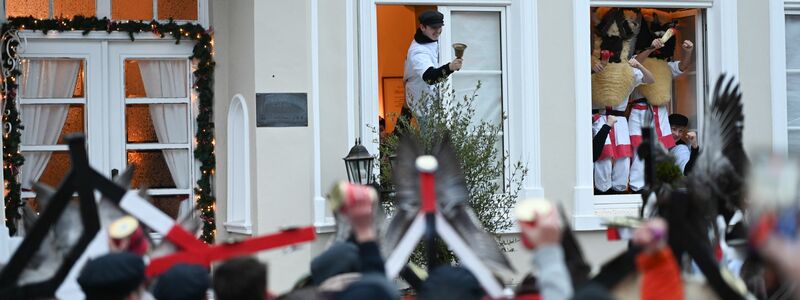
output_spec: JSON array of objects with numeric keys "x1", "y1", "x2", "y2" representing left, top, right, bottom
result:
[
  {"x1": 630, "y1": 135, "x2": 643, "y2": 148},
  {"x1": 631, "y1": 104, "x2": 676, "y2": 149},
  {"x1": 614, "y1": 144, "x2": 633, "y2": 158},
  {"x1": 597, "y1": 144, "x2": 616, "y2": 161},
  {"x1": 651, "y1": 107, "x2": 676, "y2": 149}
]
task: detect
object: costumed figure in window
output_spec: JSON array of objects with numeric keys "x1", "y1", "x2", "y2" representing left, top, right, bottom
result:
[
  {"x1": 591, "y1": 8, "x2": 655, "y2": 193},
  {"x1": 629, "y1": 12, "x2": 695, "y2": 192}
]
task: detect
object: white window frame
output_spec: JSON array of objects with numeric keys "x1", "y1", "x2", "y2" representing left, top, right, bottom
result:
[
  {"x1": 573, "y1": 0, "x2": 739, "y2": 230},
  {"x1": 224, "y1": 94, "x2": 253, "y2": 235},
  {"x1": 15, "y1": 32, "x2": 198, "y2": 209},
  {"x1": 0, "y1": 0, "x2": 209, "y2": 27},
  {"x1": 120, "y1": 56, "x2": 195, "y2": 203},
  {"x1": 17, "y1": 43, "x2": 103, "y2": 201},
  {"x1": 772, "y1": 0, "x2": 793, "y2": 154},
  {"x1": 346, "y1": 0, "x2": 542, "y2": 231}
]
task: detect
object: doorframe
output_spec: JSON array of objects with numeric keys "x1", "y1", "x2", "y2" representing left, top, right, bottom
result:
[
  {"x1": 16, "y1": 33, "x2": 197, "y2": 201},
  {"x1": 573, "y1": 0, "x2": 739, "y2": 230},
  {"x1": 351, "y1": 0, "x2": 543, "y2": 229}
]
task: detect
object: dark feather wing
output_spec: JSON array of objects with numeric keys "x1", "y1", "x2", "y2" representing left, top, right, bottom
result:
[
  {"x1": 434, "y1": 135, "x2": 513, "y2": 273},
  {"x1": 381, "y1": 136, "x2": 423, "y2": 257},
  {"x1": 687, "y1": 75, "x2": 747, "y2": 222}
]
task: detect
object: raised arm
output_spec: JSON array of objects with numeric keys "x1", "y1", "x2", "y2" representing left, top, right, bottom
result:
[{"x1": 678, "y1": 40, "x2": 694, "y2": 72}]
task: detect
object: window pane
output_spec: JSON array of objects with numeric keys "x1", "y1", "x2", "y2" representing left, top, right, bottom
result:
[
  {"x1": 7, "y1": 0, "x2": 49, "y2": 19},
  {"x1": 786, "y1": 16, "x2": 800, "y2": 69},
  {"x1": 789, "y1": 130, "x2": 800, "y2": 157},
  {"x1": 451, "y1": 73, "x2": 504, "y2": 183},
  {"x1": 54, "y1": 0, "x2": 95, "y2": 18},
  {"x1": 127, "y1": 149, "x2": 191, "y2": 189},
  {"x1": 149, "y1": 195, "x2": 190, "y2": 219},
  {"x1": 21, "y1": 104, "x2": 84, "y2": 145},
  {"x1": 126, "y1": 59, "x2": 188, "y2": 98},
  {"x1": 789, "y1": 74, "x2": 800, "y2": 127},
  {"x1": 112, "y1": 0, "x2": 153, "y2": 20},
  {"x1": 20, "y1": 59, "x2": 84, "y2": 99},
  {"x1": 126, "y1": 104, "x2": 189, "y2": 143},
  {"x1": 452, "y1": 73, "x2": 503, "y2": 128},
  {"x1": 450, "y1": 11, "x2": 501, "y2": 71},
  {"x1": 57, "y1": 104, "x2": 85, "y2": 144},
  {"x1": 21, "y1": 151, "x2": 71, "y2": 189},
  {"x1": 672, "y1": 14, "x2": 700, "y2": 129},
  {"x1": 158, "y1": 0, "x2": 197, "y2": 20}
]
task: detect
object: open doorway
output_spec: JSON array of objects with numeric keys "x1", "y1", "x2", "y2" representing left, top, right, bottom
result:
[
  {"x1": 590, "y1": 7, "x2": 706, "y2": 196},
  {"x1": 376, "y1": 5, "x2": 436, "y2": 135}
]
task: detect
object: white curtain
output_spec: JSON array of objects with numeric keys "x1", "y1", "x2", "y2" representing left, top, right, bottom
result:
[
  {"x1": 19, "y1": 60, "x2": 80, "y2": 189},
  {"x1": 138, "y1": 60, "x2": 192, "y2": 216}
]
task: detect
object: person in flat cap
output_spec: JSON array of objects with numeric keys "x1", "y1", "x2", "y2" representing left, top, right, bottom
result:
[
  {"x1": 668, "y1": 113, "x2": 699, "y2": 174},
  {"x1": 152, "y1": 264, "x2": 210, "y2": 300},
  {"x1": 403, "y1": 9, "x2": 463, "y2": 120},
  {"x1": 77, "y1": 252, "x2": 146, "y2": 300}
]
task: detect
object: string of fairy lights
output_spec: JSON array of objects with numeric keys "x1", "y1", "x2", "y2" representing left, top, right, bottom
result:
[{"x1": 1, "y1": 16, "x2": 218, "y2": 243}]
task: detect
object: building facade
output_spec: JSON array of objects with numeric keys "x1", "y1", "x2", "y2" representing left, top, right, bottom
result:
[{"x1": 0, "y1": 0, "x2": 795, "y2": 294}]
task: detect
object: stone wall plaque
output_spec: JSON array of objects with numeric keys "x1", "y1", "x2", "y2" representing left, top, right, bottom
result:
[{"x1": 256, "y1": 93, "x2": 308, "y2": 127}]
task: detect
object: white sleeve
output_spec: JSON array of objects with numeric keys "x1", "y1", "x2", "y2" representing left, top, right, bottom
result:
[
  {"x1": 632, "y1": 68, "x2": 644, "y2": 87},
  {"x1": 668, "y1": 61, "x2": 683, "y2": 77},
  {"x1": 411, "y1": 50, "x2": 435, "y2": 79},
  {"x1": 670, "y1": 144, "x2": 691, "y2": 173}
]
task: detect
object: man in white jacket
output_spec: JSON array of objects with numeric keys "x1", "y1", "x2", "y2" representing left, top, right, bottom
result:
[{"x1": 403, "y1": 10, "x2": 463, "y2": 119}]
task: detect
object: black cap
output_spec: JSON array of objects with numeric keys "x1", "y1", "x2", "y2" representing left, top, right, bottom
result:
[
  {"x1": 668, "y1": 114, "x2": 689, "y2": 127},
  {"x1": 77, "y1": 252, "x2": 145, "y2": 300},
  {"x1": 419, "y1": 10, "x2": 444, "y2": 28},
  {"x1": 153, "y1": 264, "x2": 211, "y2": 300}
]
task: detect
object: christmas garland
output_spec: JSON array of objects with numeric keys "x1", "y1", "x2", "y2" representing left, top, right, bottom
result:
[{"x1": 1, "y1": 16, "x2": 217, "y2": 243}]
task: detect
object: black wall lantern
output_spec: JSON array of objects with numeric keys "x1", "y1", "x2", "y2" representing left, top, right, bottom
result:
[{"x1": 343, "y1": 138, "x2": 375, "y2": 185}]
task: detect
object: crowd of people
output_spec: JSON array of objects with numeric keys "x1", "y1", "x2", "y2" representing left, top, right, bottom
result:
[{"x1": 73, "y1": 180, "x2": 800, "y2": 300}]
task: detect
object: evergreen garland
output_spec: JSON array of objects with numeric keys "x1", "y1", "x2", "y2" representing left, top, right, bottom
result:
[{"x1": 1, "y1": 16, "x2": 217, "y2": 243}]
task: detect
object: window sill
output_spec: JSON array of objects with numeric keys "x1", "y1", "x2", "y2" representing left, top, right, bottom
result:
[
  {"x1": 223, "y1": 222, "x2": 253, "y2": 235},
  {"x1": 573, "y1": 193, "x2": 642, "y2": 231}
]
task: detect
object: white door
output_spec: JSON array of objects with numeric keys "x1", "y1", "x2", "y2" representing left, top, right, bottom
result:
[
  {"x1": 19, "y1": 38, "x2": 196, "y2": 221},
  {"x1": 108, "y1": 41, "x2": 196, "y2": 221}
]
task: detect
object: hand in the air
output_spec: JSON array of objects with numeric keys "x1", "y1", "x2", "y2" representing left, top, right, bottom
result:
[
  {"x1": 342, "y1": 184, "x2": 377, "y2": 242},
  {"x1": 682, "y1": 40, "x2": 694, "y2": 52},
  {"x1": 632, "y1": 218, "x2": 668, "y2": 253},
  {"x1": 687, "y1": 131, "x2": 698, "y2": 149},
  {"x1": 519, "y1": 208, "x2": 562, "y2": 250},
  {"x1": 651, "y1": 38, "x2": 665, "y2": 49},
  {"x1": 450, "y1": 58, "x2": 463, "y2": 71}
]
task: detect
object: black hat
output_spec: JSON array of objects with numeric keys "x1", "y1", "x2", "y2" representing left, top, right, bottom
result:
[
  {"x1": 668, "y1": 114, "x2": 689, "y2": 127},
  {"x1": 419, "y1": 10, "x2": 444, "y2": 27},
  {"x1": 77, "y1": 252, "x2": 145, "y2": 300},
  {"x1": 152, "y1": 264, "x2": 211, "y2": 300}
]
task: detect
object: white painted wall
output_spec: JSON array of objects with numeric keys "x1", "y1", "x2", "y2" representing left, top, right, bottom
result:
[
  {"x1": 739, "y1": 0, "x2": 777, "y2": 154},
  {"x1": 252, "y1": 0, "x2": 314, "y2": 293},
  {"x1": 206, "y1": 0, "x2": 781, "y2": 291}
]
